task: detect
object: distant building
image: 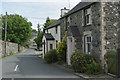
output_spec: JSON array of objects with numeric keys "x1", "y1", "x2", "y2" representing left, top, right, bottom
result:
[
  {"x1": 29, "y1": 31, "x2": 37, "y2": 47},
  {"x1": 42, "y1": 19, "x2": 61, "y2": 58}
]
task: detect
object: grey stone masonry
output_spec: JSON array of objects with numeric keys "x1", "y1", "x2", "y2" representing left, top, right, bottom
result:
[
  {"x1": 61, "y1": 2, "x2": 120, "y2": 67},
  {"x1": 103, "y1": 2, "x2": 119, "y2": 51},
  {"x1": 1, "y1": 40, "x2": 25, "y2": 56}
]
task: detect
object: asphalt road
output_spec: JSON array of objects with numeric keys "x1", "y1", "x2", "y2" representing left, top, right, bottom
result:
[{"x1": 2, "y1": 49, "x2": 80, "y2": 78}]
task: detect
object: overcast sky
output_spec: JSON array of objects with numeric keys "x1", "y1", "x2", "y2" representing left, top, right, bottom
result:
[{"x1": 2, "y1": 0, "x2": 80, "y2": 30}]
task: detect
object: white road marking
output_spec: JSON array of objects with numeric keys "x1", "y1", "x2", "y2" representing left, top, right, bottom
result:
[{"x1": 14, "y1": 65, "x2": 18, "y2": 72}]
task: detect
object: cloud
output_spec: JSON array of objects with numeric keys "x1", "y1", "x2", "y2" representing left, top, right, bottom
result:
[
  {"x1": 2, "y1": 1, "x2": 80, "y2": 30},
  {"x1": 3, "y1": 0, "x2": 80, "y2": 2}
]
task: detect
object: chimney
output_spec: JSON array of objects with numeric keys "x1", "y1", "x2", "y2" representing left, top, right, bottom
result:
[{"x1": 61, "y1": 7, "x2": 69, "y2": 17}]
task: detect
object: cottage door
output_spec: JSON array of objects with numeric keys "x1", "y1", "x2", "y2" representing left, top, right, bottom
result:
[{"x1": 85, "y1": 35, "x2": 91, "y2": 54}]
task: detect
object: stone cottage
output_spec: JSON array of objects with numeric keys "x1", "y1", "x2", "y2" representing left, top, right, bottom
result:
[
  {"x1": 42, "y1": 7, "x2": 69, "y2": 58},
  {"x1": 60, "y1": 2, "x2": 120, "y2": 71}
]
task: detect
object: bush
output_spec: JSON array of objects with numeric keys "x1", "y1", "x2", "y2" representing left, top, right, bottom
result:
[
  {"x1": 70, "y1": 50, "x2": 87, "y2": 73},
  {"x1": 44, "y1": 49, "x2": 58, "y2": 63},
  {"x1": 70, "y1": 50, "x2": 103, "y2": 74},
  {"x1": 57, "y1": 32, "x2": 67, "y2": 62},
  {"x1": 86, "y1": 60, "x2": 103, "y2": 75},
  {"x1": 106, "y1": 51, "x2": 117, "y2": 75}
]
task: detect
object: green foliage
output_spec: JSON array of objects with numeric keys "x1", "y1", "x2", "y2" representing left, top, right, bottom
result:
[
  {"x1": 106, "y1": 51, "x2": 117, "y2": 75},
  {"x1": 57, "y1": 32, "x2": 67, "y2": 62},
  {"x1": 2, "y1": 14, "x2": 33, "y2": 46},
  {"x1": 34, "y1": 24, "x2": 43, "y2": 50},
  {"x1": 70, "y1": 50, "x2": 103, "y2": 74},
  {"x1": 43, "y1": 17, "x2": 56, "y2": 32},
  {"x1": 70, "y1": 50, "x2": 87, "y2": 73},
  {"x1": 32, "y1": 29, "x2": 37, "y2": 32},
  {"x1": 86, "y1": 60, "x2": 103, "y2": 75},
  {"x1": 44, "y1": 49, "x2": 58, "y2": 63}
]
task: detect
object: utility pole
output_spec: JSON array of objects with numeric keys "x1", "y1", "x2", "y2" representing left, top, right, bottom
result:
[
  {"x1": 69, "y1": 0, "x2": 70, "y2": 9},
  {"x1": 4, "y1": 12, "x2": 7, "y2": 56}
]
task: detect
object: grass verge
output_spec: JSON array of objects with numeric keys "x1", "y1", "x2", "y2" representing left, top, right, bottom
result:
[{"x1": 0, "y1": 49, "x2": 27, "y2": 59}]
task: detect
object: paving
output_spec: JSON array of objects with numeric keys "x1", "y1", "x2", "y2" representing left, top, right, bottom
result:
[{"x1": 2, "y1": 49, "x2": 81, "y2": 79}]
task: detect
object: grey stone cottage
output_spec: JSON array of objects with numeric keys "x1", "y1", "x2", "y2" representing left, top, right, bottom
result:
[{"x1": 60, "y1": 2, "x2": 120, "y2": 71}]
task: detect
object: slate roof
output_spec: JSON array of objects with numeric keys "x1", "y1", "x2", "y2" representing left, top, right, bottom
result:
[
  {"x1": 45, "y1": 19, "x2": 60, "y2": 29},
  {"x1": 68, "y1": 25, "x2": 81, "y2": 37},
  {"x1": 62, "y1": 2, "x2": 94, "y2": 18},
  {"x1": 44, "y1": 33, "x2": 55, "y2": 40}
]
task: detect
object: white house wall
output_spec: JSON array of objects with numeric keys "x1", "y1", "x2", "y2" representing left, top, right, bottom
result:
[
  {"x1": 47, "y1": 40, "x2": 56, "y2": 50},
  {"x1": 45, "y1": 25, "x2": 61, "y2": 49},
  {"x1": 47, "y1": 25, "x2": 61, "y2": 42},
  {"x1": 42, "y1": 35, "x2": 47, "y2": 58}
]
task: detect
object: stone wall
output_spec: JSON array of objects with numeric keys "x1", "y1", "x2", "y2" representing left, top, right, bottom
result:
[
  {"x1": 62, "y1": 2, "x2": 120, "y2": 64},
  {"x1": 103, "y1": 2, "x2": 119, "y2": 51},
  {"x1": 65, "y1": 2, "x2": 102, "y2": 63},
  {"x1": 0, "y1": 40, "x2": 25, "y2": 56}
]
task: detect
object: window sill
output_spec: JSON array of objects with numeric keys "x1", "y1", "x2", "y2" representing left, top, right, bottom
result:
[{"x1": 86, "y1": 23, "x2": 91, "y2": 26}]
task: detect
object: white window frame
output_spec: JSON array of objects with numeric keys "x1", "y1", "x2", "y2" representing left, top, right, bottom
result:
[
  {"x1": 85, "y1": 8, "x2": 91, "y2": 25},
  {"x1": 85, "y1": 35, "x2": 92, "y2": 54}
]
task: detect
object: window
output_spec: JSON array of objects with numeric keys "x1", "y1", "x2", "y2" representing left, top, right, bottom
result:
[
  {"x1": 85, "y1": 35, "x2": 92, "y2": 54},
  {"x1": 85, "y1": 8, "x2": 91, "y2": 25},
  {"x1": 55, "y1": 26, "x2": 58, "y2": 34},
  {"x1": 50, "y1": 44, "x2": 53, "y2": 50}
]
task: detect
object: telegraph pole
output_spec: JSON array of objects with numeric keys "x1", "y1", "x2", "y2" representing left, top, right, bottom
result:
[
  {"x1": 4, "y1": 12, "x2": 7, "y2": 56},
  {"x1": 69, "y1": 0, "x2": 70, "y2": 9}
]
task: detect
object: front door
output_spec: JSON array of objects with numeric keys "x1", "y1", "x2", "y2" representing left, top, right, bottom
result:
[{"x1": 85, "y1": 35, "x2": 92, "y2": 54}]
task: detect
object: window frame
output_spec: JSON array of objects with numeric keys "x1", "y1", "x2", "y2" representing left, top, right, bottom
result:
[
  {"x1": 85, "y1": 35, "x2": 92, "y2": 54},
  {"x1": 85, "y1": 7, "x2": 91, "y2": 25}
]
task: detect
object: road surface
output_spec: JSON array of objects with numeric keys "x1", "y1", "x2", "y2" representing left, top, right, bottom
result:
[{"x1": 2, "y1": 49, "x2": 80, "y2": 78}]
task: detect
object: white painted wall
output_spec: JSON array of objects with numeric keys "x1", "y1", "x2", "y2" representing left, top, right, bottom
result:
[
  {"x1": 42, "y1": 25, "x2": 61, "y2": 59},
  {"x1": 67, "y1": 36, "x2": 75, "y2": 65},
  {"x1": 47, "y1": 40, "x2": 56, "y2": 51},
  {"x1": 45, "y1": 25, "x2": 61, "y2": 49},
  {"x1": 42, "y1": 35, "x2": 47, "y2": 59},
  {"x1": 47, "y1": 25, "x2": 61, "y2": 42}
]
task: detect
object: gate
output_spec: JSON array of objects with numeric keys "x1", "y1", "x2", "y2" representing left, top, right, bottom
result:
[
  {"x1": 107, "y1": 51, "x2": 117, "y2": 75},
  {"x1": 117, "y1": 49, "x2": 120, "y2": 78}
]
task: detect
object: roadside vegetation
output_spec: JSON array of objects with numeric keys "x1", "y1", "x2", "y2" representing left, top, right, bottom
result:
[
  {"x1": 70, "y1": 50, "x2": 103, "y2": 75},
  {"x1": 44, "y1": 32, "x2": 67, "y2": 64},
  {"x1": 34, "y1": 17, "x2": 56, "y2": 50},
  {"x1": 34, "y1": 24, "x2": 43, "y2": 50},
  {"x1": 106, "y1": 51, "x2": 117, "y2": 75},
  {"x1": 1, "y1": 49, "x2": 27, "y2": 59},
  {"x1": 2, "y1": 14, "x2": 33, "y2": 47},
  {"x1": 44, "y1": 49, "x2": 58, "y2": 63},
  {"x1": 44, "y1": 31, "x2": 104, "y2": 75}
]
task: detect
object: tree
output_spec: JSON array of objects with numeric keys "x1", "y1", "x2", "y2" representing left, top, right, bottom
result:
[
  {"x1": 43, "y1": 17, "x2": 56, "y2": 33},
  {"x1": 34, "y1": 24, "x2": 43, "y2": 50},
  {"x1": 32, "y1": 29, "x2": 37, "y2": 33},
  {"x1": 2, "y1": 14, "x2": 33, "y2": 46}
]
